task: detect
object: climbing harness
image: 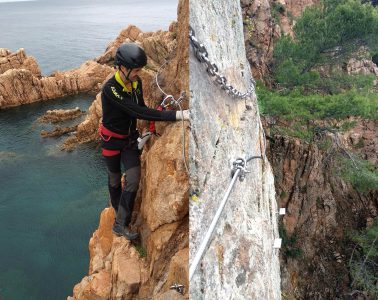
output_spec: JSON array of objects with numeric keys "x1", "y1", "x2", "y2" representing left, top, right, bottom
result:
[
  {"x1": 189, "y1": 155, "x2": 262, "y2": 281},
  {"x1": 189, "y1": 25, "x2": 256, "y2": 99},
  {"x1": 170, "y1": 283, "x2": 185, "y2": 294},
  {"x1": 98, "y1": 124, "x2": 130, "y2": 156}
]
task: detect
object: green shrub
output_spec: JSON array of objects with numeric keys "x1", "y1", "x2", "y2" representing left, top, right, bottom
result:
[
  {"x1": 373, "y1": 53, "x2": 378, "y2": 65},
  {"x1": 318, "y1": 137, "x2": 333, "y2": 151},
  {"x1": 257, "y1": 82, "x2": 378, "y2": 122},
  {"x1": 349, "y1": 220, "x2": 378, "y2": 298},
  {"x1": 279, "y1": 223, "x2": 302, "y2": 259},
  {"x1": 272, "y1": 0, "x2": 378, "y2": 90},
  {"x1": 339, "y1": 157, "x2": 378, "y2": 194},
  {"x1": 272, "y1": 2, "x2": 286, "y2": 23},
  {"x1": 339, "y1": 120, "x2": 357, "y2": 132},
  {"x1": 134, "y1": 245, "x2": 147, "y2": 258}
]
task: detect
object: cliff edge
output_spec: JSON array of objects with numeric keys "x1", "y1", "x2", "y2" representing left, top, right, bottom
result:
[{"x1": 68, "y1": 0, "x2": 189, "y2": 299}]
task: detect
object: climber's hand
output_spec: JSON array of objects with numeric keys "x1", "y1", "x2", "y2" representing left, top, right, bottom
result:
[{"x1": 176, "y1": 110, "x2": 190, "y2": 121}]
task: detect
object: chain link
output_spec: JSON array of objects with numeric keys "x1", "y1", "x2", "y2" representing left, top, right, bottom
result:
[{"x1": 189, "y1": 25, "x2": 256, "y2": 99}]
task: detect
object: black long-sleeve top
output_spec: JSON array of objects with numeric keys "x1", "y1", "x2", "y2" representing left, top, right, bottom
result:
[{"x1": 101, "y1": 75, "x2": 176, "y2": 135}]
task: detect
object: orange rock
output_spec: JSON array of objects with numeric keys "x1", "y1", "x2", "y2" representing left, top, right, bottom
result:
[
  {"x1": 69, "y1": 1, "x2": 189, "y2": 298},
  {"x1": 0, "y1": 60, "x2": 113, "y2": 109},
  {"x1": 70, "y1": 269, "x2": 111, "y2": 300},
  {"x1": 156, "y1": 290, "x2": 185, "y2": 300},
  {"x1": 165, "y1": 247, "x2": 189, "y2": 294},
  {"x1": 89, "y1": 207, "x2": 115, "y2": 274},
  {"x1": 140, "y1": 122, "x2": 189, "y2": 232},
  {"x1": 0, "y1": 48, "x2": 41, "y2": 76},
  {"x1": 241, "y1": 0, "x2": 319, "y2": 80},
  {"x1": 110, "y1": 239, "x2": 144, "y2": 298}
]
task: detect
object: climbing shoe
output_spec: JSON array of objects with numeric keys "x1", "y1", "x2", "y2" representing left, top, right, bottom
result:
[{"x1": 112, "y1": 226, "x2": 139, "y2": 240}]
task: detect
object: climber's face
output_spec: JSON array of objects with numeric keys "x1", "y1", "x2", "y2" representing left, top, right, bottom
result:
[
  {"x1": 128, "y1": 68, "x2": 142, "y2": 81},
  {"x1": 120, "y1": 65, "x2": 142, "y2": 82}
]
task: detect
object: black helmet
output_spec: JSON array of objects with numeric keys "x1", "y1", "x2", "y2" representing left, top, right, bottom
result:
[{"x1": 114, "y1": 43, "x2": 147, "y2": 69}]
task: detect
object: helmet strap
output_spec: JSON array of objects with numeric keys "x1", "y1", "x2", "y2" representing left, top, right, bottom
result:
[{"x1": 119, "y1": 66, "x2": 133, "y2": 83}]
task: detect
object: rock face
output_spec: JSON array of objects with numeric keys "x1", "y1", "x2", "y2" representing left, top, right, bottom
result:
[
  {"x1": 73, "y1": 9, "x2": 188, "y2": 146},
  {"x1": 68, "y1": 0, "x2": 189, "y2": 299},
  {"x1": 264, "y1": 118, "x2": 378, "y2": 299},
  {"x1": 347, "y1": 57, "x2": 378, "y2": 86},
  {"x1": 241, "y1": 0, "x2": 319, "y2": 80},
  {"x1": 0, "y1": 48, "x2": 41, "y2": 76},
  {"x1": 38, "y1": 107, "x2": 84, "y2": 123},
  {"x1": 190, "y1": 0, "x2": 280, "y2": 299},
  {"x1": 344, "y1": 119, "x2": 378, "y2": 166},
  {"x1": 0, "y1": 60, "x2": 113, "y2": 109}
]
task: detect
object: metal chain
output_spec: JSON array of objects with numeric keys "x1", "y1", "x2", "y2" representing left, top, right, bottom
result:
[{"x1": 189, "y1": 25, "x2": 256, "y2": 99}]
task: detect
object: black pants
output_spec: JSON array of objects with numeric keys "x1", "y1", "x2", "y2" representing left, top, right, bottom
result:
[{"x1": 103, "y1": 144, "x2": 141, "y2": 229}]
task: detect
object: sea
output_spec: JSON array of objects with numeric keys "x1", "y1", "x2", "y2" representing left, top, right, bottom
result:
[{"x1": 0, "y1": 0, "x2": 178, "y2": 299}]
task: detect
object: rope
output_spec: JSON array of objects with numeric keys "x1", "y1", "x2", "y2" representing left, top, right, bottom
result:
[
  {"x1": 155, "y1": 60, "x2": 189, "y2": 175},
  {"x1": 155, "y1": 60, "x2": 169, "y2": 96}
]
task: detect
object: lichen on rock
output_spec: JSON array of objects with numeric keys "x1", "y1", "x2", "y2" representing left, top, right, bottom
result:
[{"x1": 189, "y1": 0, "x2": 280, "y2": 298}]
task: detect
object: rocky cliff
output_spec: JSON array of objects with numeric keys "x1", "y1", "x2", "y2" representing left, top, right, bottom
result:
[
  {"x1": 0, "y1": 49, "x2": 113, "y2": 109},
  {"x1": 240, "y1": 1, "x2": 378, "y2": 298},
  {"x1": 264, "y1": 118, "x2": 377, "y2": 299},
  {"x1": 68, "y1": 0, "x2": 189, "y2": 299},
  {"x1": 190, "y1": 0, "x2": 280, "y2": 298},
  {"x1": 241, "y1": 0, "x2": 319, "y2": 80},
  {"x1": 0, "y1": 48, "x2": 41, "y2": 76},
  {"x1": 67, "y1": 17, "x2": 188, "y2": 148}
]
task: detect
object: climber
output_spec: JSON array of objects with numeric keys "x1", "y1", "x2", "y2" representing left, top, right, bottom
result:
[{"x1": 100, "y1": 43, "x2": 189, "y2": 240}]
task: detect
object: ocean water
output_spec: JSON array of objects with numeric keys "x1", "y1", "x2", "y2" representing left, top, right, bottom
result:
[
  {"x1": 0, "y1": 0, "x2": 178, "y2": 299},
  {"x1": 0, "y1": 95, "x2": 108, "y2": 300},
  {"x1": 0, "y1": 0, "x2": 178, "y2": 75}
]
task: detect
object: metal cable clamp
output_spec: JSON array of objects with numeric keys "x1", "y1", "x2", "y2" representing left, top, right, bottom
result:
[
  {"x1": 161, "y1": 95, "x2": 175, "y2": 108},
  {"x1": 170, "y1": 283, "x2": 185, "y2": 294},
  {"x1": 232, "y1": 157, "x2": 251, "y2": 181}
]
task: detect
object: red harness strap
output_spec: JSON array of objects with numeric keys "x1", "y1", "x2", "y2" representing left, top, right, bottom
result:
[
  {"x1": 98, "y1": 124, "x2": 128, "y2": 140},
  {"x1": 149, "y1": 105, "x2": 163, "y2": 134},
  {"x1": 102, "y1": 149, "x2": 121, "y2": 156},
  {"x1": 98, "y1": 124, "x2": 129, "y2": 157}
]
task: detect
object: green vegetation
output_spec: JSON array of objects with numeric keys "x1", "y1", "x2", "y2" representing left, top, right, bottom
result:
[
  {"x1": 318, "y1": 137, "x2": 333, "y2": 151},
  {"x1": 257, "y1": 1, "x2": 378, "y2": 140},
  {"x1": 373, "y1": 53, "x2": 378, "y2": 64},
  {"x1": 134, "y1": 245, "x2": 147, "y2": 258},
  {"x1": 279, "y1": 223, "x2": 302, "y2": 259},
  {"x1": 339, "y1": 156, "x2": 378, "y2": 193},
  {"x1": 255, "y1": 0, "x2": 378, "y2": 295},
  {"x1": 257, "y1": 81, "x2": 378, "y2": 141},
  {"x1": 244, "y1": 17, "x2": 254, "y2": 41},
  {"x1": 273, "y1": 0, "x2": 378, "y2": 90},
  {"x1": 256, "y1": 0, "x2": 378, "y2": 193},
  {"x1": 339, "y1": 120, "x2": 358, "y2": 132},
  {"x1": 272, "y1": 2, "x2": 286, "y2": 23},
  {"x1": 349, "y1": 220, "x2": 378, "y2": 298},
  {"x1": 258, "y1": 81, "x2": 378, "y2": 121}
]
